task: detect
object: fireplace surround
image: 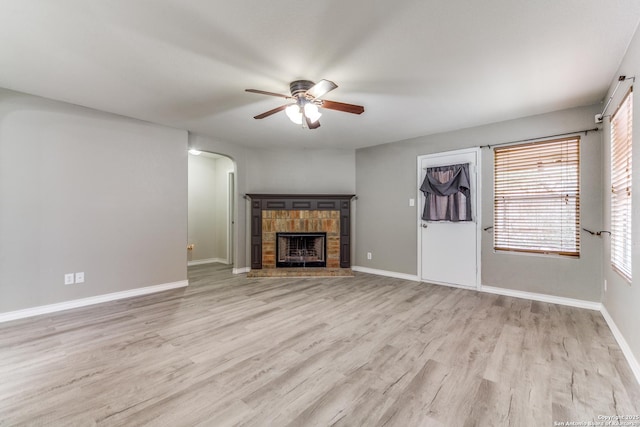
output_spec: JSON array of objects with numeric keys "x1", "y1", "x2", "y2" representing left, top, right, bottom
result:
[{"x1": 246, "y1": 194, "x2": 355, "y2": 271}]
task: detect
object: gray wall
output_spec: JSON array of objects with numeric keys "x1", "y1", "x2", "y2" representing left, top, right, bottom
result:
[
  {"x1": 602, "y1": 23, "x2": 640, "y2": 370},
  {"x1": 246, "y1": 148, "x2": 356, "y2": 194},
  {"x1": 0, "y1": 88, "x2": 188, "y2": 313},
  {"x1": 355, "y1": 104, "x2": 603, "y2": 302}
]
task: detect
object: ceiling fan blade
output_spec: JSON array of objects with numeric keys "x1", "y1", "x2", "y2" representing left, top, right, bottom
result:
[
  {"x1": 320, "y1": 100, "x2": 365, "y2": 115},
  {"x1": 306, "y1": 79, "x2": 338, "y2": 99},
  {"x1": 245, "y1": 89, "x2": 292, "y2": 99},
  {"x1": 305, "y1": 114, "x2": 321, "y2": 129},
  {"x1": 253, "y1": 104, "x2": 288, "y2": 119}
]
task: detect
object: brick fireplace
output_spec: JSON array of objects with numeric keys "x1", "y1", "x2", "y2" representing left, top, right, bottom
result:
[{"x1": 246, "y1": 194, "x2": 355, "y2": 276}]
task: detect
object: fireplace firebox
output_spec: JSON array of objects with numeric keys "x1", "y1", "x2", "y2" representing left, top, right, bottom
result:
[{"x1": 276, "y1": 233, "x2": 326, "y2": 267}]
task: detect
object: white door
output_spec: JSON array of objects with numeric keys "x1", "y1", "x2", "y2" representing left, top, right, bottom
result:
[{"x1": 418, "y1": 149, "x2": 480, "y2": 289}]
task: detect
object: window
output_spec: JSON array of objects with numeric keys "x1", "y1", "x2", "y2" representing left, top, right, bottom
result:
[
  {"x1": 610, "y1": 88, "x2": 633, "y2": 282},
  {"x1": 494, "y1": 137, "x2": 580, "y2": 256}
]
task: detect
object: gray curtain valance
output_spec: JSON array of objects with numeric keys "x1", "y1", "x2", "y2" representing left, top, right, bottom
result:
[{"x1": 420, "y1": 163, "x2": 472, "y2": 221}]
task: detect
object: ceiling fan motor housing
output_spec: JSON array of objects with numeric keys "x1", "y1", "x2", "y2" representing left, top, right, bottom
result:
[{"x1": 289, "y1": 80, "x2": 314, "y2": 98}]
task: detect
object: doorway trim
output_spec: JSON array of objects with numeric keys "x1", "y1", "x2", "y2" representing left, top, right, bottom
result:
[
  {"x1": 227, "y1": 171, "x2": 235, "y2": 265},
  {"x1": 416, "y1": 147, "x2": 482, "y2": 289}
]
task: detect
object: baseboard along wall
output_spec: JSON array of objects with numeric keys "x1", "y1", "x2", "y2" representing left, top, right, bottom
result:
[
  {"x1": 0, "y1": 280, "x2": 188, "y2": 323},
  {"x1": 187, "y1": 258, "x2": 228, "y2": 266},
  {"x1": 479, "y1": 285, "x2": 602, "y2": 311},
  {"x1": 600, "y1": 307, "x2": 640, "y2": 386},
  {"x1": 351, "y1": 266, "x2": 420, "y2": 282}
]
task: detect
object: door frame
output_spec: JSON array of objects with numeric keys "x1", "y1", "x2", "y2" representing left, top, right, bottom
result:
[
  {"x1": 227, "y1": 171, "x2": 235, "y2": 265},
  {"x1": 416, "y1": 147, "x2": 482, "y2": 289}
]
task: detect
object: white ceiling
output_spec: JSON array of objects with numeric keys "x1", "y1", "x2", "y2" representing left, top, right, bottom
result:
[{"x1": 1, "y1": 0, "x2": 639, "y2": 149}]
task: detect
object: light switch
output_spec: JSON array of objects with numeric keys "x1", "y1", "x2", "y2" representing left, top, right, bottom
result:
[{"x1": 409, "y1": 198, "x2": 415, "y2": 207}]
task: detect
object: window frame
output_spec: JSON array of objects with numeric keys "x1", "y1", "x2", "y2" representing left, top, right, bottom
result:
[
  {"x1": 610, "y1": 88, "x2": 633, "y2": 283},
  {"x1": 493, "y1": 136, "x2": 581, "y2": 257}
]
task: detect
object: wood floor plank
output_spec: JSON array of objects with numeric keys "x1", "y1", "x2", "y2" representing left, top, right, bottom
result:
[{"x1": 0, "y1": 263, "x2": 638, "y2": 426}]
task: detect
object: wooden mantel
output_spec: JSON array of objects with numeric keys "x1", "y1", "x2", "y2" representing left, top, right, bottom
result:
[{"x1": 246, "y1": 194, "x2": 356, "y2": 269}]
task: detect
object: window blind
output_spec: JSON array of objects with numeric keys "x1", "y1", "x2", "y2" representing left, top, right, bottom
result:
[
  {"x1": 610, "y1": 88, "x2": 633, "y2": 282},
  {"x1": 494, "y1": 137, "x2": 580, "y2": 256}
]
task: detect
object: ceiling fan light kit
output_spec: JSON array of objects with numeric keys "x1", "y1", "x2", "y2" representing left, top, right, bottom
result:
[
  {"x1": 246, "y1": 79, "x2": 364, "y2": 130},
  {"x1": 285, "y1": 104, "x2": 304, "y2": 125},
  {"x1": 286, "y1": 102, "x2": 322, "y2": 125},
  {"x1": 304, "y1": 103, "x2": 321, "y2": 123}
]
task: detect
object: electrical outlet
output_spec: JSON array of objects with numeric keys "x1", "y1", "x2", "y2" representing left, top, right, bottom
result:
[
  {"x1": 367, "y1": 252, "x2": 372, "y2": 260},
  {"x1": 64, "y1": 273, "x2": 74, "y2": 285},
  {"x1": 75, "y1": 272, "x2": 85, "y2": 284}
]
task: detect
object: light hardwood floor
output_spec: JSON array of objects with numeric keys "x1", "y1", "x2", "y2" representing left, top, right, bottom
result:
[{"x1": 1, "y1": 264, "x2": 638, "y2": 426}]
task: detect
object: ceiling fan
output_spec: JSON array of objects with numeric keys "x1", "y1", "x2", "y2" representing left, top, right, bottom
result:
[{"x1": 245, "y1": 79, "x2": 364, "y2": 129}]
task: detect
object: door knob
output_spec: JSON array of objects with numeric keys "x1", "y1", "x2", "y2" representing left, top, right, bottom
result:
[{"x1": 421, "y1": 224, "x2": 428, "y2": 228}]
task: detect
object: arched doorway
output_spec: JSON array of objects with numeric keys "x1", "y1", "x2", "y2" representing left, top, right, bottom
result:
[{"x1": 187, "y1": 150, "x2": 236, "y2": 268}]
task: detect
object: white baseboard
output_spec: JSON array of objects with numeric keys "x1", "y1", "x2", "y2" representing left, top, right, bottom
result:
[
  {"x1": 351, "y1": 266, "x2": 420, "y2": 282},
  {"x1": 233, "y1": 267, "x2": 250, "y2": 275},
  {"x1": 352, "y1": 267, "x2": 601, "y2": 311},
  {"x1": 600, "y1": 307, "x2": 640, "y2": 386},
  {"x1": 188, "y1": 258, "x2": 227, "y2": 266},
  {"x1": 0, "y1": 280, "x2": 188, "y2": 323},
  {"x1": 481, "y1": 285, "x2": 602, "y2": 311}
]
